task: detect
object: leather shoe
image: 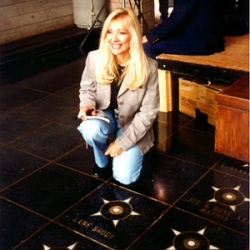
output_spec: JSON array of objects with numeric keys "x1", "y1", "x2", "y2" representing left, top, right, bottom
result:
[
  {"x1": 92, "y1": 157, "x2": 112, "y2": 177},
  {"x1": 92, "y1": 164, "x2": 106, "y2": 177}
]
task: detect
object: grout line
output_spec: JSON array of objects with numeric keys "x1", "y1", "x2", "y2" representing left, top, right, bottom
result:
[
  {"x1": 127, "y1": 205, "x2": 172, "y2": 249},
  {"x1": 172, "y1": 206, "x2": 249, "y2": 237},
  {"x1": 52, "y1": 222, "x2": 114, "y2": 249}
]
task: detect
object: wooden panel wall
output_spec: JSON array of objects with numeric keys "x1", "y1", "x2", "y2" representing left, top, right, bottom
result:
[
  {"x1": 108, "y1": 0, "x2": 155, "y2": 31},
  {"x1": 0, "y1": 0, "x2": 155, "y2": 45},
  {"x1": 0, "y1": 0, "x2": 74, "y2": 45}
]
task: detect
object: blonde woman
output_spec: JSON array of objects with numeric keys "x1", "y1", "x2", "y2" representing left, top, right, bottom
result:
[{"x1": 77, "y1": 8, "x2": 159, "y2": 185}]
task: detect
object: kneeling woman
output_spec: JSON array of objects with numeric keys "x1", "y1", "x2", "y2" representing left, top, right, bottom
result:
[{"x1": 77, "y1": 8, "x2": 159, "y2": 185}]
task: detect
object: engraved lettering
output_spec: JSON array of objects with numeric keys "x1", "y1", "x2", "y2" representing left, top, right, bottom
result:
[
  {"x1": 210, "y1": 211, "x2": 230, "y2": 221},
  {"x1": 213, "y1": 206, "x2": 232, "y2": 216},
  {"x1": 73, "y1": 218, "x2": 92, "y2": 228},
  {"x1": 92, "y1": 226, "x2": 116, "y2": 239},
  {"x1": 237, "y1": 215, "x2": 250, "y2": 224},
  {"x1": 186, "y1": 197, "x2": 202, "y2": 205},
  {"x1": 204, "y1": 203, "x2": 210, "y2": 209},
  {"x1": 230, "y1": 167, "x2": 249, "y2": 176},
  {"x1": 199, "y1": 208, "x2": 207, "y2": 213},
  {"x1": 199, "y1": 205, "x2": 232, "y2": 222}
]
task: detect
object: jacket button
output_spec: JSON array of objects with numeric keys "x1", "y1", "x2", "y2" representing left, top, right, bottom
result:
[{"x1": 119, "y1": 101, "x2": 124, "y2": 105}]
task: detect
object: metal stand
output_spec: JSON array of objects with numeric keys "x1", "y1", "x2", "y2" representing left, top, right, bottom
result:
[
  {"x1": 122, "y1": 0, "x2": 126, "y2": 8},
  {"x1": 133, "y1": 0, "x2": 149, "y2": 32},
  {"x1": 79, "y1": 0, "x2": 149, "y2": 53},
  {"x1": 79, "y1": 0, "x2": 109, "y2": 53}
]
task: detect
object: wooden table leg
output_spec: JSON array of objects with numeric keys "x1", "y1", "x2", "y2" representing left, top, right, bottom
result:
[{"x1": 158, "y1": 69, "x2": 173, "y2": 112}]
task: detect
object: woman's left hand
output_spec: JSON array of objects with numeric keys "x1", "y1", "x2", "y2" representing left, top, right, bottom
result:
[{"x1": 104, "y1": 142, "x2": 123, "y2": 158}]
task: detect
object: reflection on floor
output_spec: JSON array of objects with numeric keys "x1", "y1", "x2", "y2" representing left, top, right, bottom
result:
[{"x1": 0, "y1": 37, "x2": 249, "y2": 250}]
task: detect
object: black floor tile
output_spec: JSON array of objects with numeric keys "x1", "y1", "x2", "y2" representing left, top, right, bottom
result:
[
  {"x1": 0, "y1": 84, "x2": 48, "y2": 115},
  {"x1": 56, "y1": 183, "x2": 168, "y2": 250},
  {"x1": 213, "y1": 156, "x2": 249, "y2": 181},
  {"x1": 16, "y1": 222, "x2": 108, "y2": 250},
  {"x1": 111, "y1": 152, "x2": 209, "y2": 204},
  {"x1": 10, "y1": 122, "x2": 82, "y2": 160},
  {"x1": 16, "y1": 58, "x2": 85, "y2": 94},
  {"x1": 56, "y1": 84, "x2": 80, "y2": 101},
  {"x1": 0, "y1": 146, "x2": 48, "y2": 191},
  {"x1": 19, "y1": 95, "x2": 78, "y2": 121},
  {"x1": 175, "y1": 170, "x2": 249, "y2": 236},
  {"x1": 0, "y1": 110, "x2": 49, "y2": 143},
  {"x1": 153, "y1": 120, "x2": 180, "y2": 145},
  {"x1": 155, "y1": 127, "x2": 223, "y2": 167},
  {"x1": 185, "y1": 118, "x2": 215, "y2": 134},
  {"x1": 129, "y1": 207, "x2": 249, "y2": 250},
  {"x1": 1, "y1": 163, "x2": 104, "y2": 219},
  {"x1": 157, "y1": 110, "x2": 194, "y2": 127},
  {"x1": 56, "y1": 145, "x2": 113, "y2": 180},
  {"x1": 55, "y1": 111, "x2": 82, "y2": 128},
  {"x1": 0, "y1": 198, "x2": 48, "y2": 250}
]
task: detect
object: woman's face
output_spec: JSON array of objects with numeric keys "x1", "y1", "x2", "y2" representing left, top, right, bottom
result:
[{"x1": 106, "y1": 19, "x2": 132, "y2": 62}]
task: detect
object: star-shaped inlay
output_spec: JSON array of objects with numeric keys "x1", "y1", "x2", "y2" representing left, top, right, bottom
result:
[
  {"x1": 166, "y1": 228, "x2": 219, "y2": 250},
  {"x1": 209, "y1": 185, "x2": 250, "y2": 212},
  {"x1": 43, "y1": 242, "x2": 77, "y2": 249},
  {"x1": 91, "y1": 197, "x2": 140, "y2": 227}
]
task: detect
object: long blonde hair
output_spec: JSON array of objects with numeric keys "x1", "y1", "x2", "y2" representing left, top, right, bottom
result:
[{"x1": 95, "y1": 8, "x2": 149, "y2": 90}]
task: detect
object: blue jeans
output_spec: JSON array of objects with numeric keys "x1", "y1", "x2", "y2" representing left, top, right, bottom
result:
[{"x1": 77, "y1": 109, "x2": 143, "y2": 185}]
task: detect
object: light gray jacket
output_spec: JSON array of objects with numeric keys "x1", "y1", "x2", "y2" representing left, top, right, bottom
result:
[{"x1": 79, "y1": 50, "x2": 159, "y2": 154}]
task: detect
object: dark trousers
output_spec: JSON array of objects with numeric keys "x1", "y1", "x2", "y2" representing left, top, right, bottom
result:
[{"x1": 143, "y1": 36, "x2": 214, "y2": 59}]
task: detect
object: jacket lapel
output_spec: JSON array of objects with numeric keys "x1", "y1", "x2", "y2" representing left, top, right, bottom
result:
[
  {"x1": 99, "y1": 72, "x2": 131, "y2": 100},
  {"x1": 118, "y1": 73, "x2": 130, "y2": 97}
]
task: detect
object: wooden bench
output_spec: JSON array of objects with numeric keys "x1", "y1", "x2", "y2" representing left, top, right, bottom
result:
[{"x1": 156, "y1": 34, "x2": 249, "y2": 112}]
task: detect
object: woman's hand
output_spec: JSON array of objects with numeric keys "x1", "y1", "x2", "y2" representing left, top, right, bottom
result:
[
  {"x1": 78, "y1": 106, "x2": 96, "y2": 120},
  {"x1": 104, "y1": 142, "x2": 123, "y2": 158}
]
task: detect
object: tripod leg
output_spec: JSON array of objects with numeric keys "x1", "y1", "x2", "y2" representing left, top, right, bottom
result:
[
  {"x1": 134, "y1": 0, "x2": 149, "y2": 32},
  {"x1": 79, "y1": 0, "x2": 109, "y2": 53}
]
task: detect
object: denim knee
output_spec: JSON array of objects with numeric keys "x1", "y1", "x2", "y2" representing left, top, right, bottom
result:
[
  {"x1": 77, "y1": 119, "x2": 109, "y2": 142},
  {"x1": 113, "y1": 160, "x2": 142, "y2": 185},
  {"x1": 113, "y1": 172, "x2": 138, "y2": 185}
]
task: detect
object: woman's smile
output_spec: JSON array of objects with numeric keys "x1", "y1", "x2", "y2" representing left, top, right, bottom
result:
[
  {"x1": 111, "y1": 44, "x2": 123, "y2": 49},
  {"x1": 107, "y1": 19, "x2": 131, "y2": 64}
]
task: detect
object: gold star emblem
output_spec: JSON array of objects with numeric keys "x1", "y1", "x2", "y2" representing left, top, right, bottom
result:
[
  {"x1": 43, "y1": 242, "x2": 77, "y2": 249},
  {"x1": 209, "y1": 185, "x2": 250, "y2": 212},
  {"x1": 166, "y1": 228, "x2": 219, "y2": 249},
  {"x1": 91, "y1": 197, "x2": 140, "y2": 227}
]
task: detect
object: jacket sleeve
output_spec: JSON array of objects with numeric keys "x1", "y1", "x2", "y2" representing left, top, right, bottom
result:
[
  {"x1": 79, "y1": 51, "x2": 97, "y2": 109},
  {"x1": 115, "y1": 59, "x2": 159, "y2": 151},
  {"x1": 146, "y1": 0, "x2": 198, "y2": 44}
]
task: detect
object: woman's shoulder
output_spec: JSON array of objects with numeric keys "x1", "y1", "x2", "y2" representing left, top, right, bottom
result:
[
  {"x1": 146, "y1": 56, "x2": 158, "y2": 70},
  {"x1": 87, "y1": 49, "x2": 100, "y2": 58}
]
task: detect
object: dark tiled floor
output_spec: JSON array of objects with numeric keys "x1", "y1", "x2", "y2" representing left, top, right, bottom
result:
[{"x1": 0, "y1": 36, "x2": 249, "y2": 250}]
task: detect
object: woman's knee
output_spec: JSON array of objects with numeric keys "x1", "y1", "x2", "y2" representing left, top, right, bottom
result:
[
  {"x1": 77, "y1": 120, "x2": 108, "y2": 140},
  {"x1": 113, "y1": 146, "x2": 143, "y2": 185},
  {"x1": 113, "y1": 161, "x2": 142, "y2": 185},
  {"x1": 114, "y1": 171, "x2": 138, "y2": 185}
]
